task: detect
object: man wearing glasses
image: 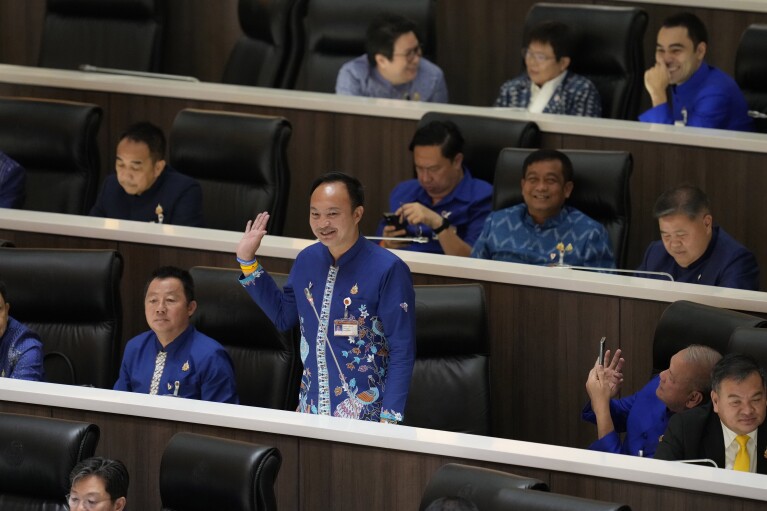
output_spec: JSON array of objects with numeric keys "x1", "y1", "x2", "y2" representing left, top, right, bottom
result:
[
  {"x1": 495, "y1": 21, "x2": 601, "y2": 117},
  {"x1": 336, "y1": 13, "x2": 448, "y2": 103},
  {"x1": 67, "y1": 457, "x2": 128, "y2": 511}
]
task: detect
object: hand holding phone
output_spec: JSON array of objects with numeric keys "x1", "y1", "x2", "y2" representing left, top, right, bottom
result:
[{"x1": 382, "y1": 212, "x2": 406, "y2": 232}]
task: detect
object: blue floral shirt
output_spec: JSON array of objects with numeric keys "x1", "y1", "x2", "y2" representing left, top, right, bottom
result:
[
  {"x1": 494, "y1": 70, "x2": 602, "y2": 117},
  {"x1": 0, "y1": 317, "x2": 44, "y2": 381},
  {"x1": 241, "y1": 236, "x2": 415, "y2": 423}
]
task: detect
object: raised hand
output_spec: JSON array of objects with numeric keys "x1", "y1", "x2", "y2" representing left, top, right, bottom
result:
[{"x1": 236, "y1": 211, "x2": 270, "y2": 262}]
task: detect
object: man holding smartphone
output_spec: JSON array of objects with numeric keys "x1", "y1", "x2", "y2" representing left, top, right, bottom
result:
[
  {"x1": 583, "y1": 344, "x2": 721, "y2": 457},
  {"x1": 377, "y1": 121, "x2": 492, "y2": 257}
]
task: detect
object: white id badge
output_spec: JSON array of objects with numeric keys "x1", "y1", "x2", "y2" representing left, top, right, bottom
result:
[{"x1": 334, "y1": 319, "x2": 358, "y2": 337}]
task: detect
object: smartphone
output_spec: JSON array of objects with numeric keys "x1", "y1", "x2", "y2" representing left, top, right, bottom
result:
[
  {"x1": 598, "y1": 336, "x2": 606, "y2": 365},
  {"x1": 382, "y1": 212, "x2": 406, "y2": 231}
]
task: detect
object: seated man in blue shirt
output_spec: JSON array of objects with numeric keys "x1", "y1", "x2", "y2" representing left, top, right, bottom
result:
[
  {"x1": 336, "y1": 13, "x2": 448, "y2": 103},
  {"x1": 583, "y1": 344, "x2": 721, "y2": 457},
  {"x1": 639, "y1": 12, "x2": 753, "y2": 131},
  {"x1": 90, "y1": 122, "x2": 203, "y2": 226},
  {"x1": 471, "y1": 149, "x2": 614, "y2": 268},
  {"x1": 0, "y1": 280, "x2": 43, "y2": 381},
  {"x1": 637, "y1": 185, "x2": 759, "y2": 290},
  {"x1": 494, "y1": 20, "x2": 601, "y2": 117},
  {"x1": 0, "y1": 151, "x2": 25, "y2": 208},
  {"x1": 378, "y1": 121, "x2": 492, "y2": 256},
  {"x1": 114, "y1": 266, "x2": 238, "y2": 403}
]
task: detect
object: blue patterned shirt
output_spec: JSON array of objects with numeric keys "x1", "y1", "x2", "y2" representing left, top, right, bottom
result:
[
  {"x1": 336, "y1": 54, "x2": 448, "y2": 103},
  {"x1": 471, "y1": 204, "x2": 615, "y2": 268},
  {"x1": 0, "y1": 317, "x2": 44, "y2": 381},
  {"x1": 241, "y1": 235, "x2": 415, "y2": 423},
  {"x1": 494, "y1": 70, "x2": 602, "y2": 117},
  {"x1": 0, "y1": 151, "x2": 25, "y2": 208}
]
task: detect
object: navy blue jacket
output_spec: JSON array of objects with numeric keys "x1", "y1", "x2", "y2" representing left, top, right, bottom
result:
[
  {"x1": 637, "y1": 226, "x2": 759, "y2": 291},
  {"x1": 90, "y1": 166, "x2": 203, "y2": 227}
]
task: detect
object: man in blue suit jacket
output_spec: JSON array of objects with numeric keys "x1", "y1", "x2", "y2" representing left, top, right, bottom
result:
[
  {"x1": 637, "y1": 185, "x2": 759, "y2": 291},
  {"x1": 582, "y1": 345, "x2": 721, "y2": 457}
]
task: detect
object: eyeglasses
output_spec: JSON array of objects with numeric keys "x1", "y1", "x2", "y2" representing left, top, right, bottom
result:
[
  {"x1": 393, "y1": 45, "x2": 423, "y2": 62},
  {"x1": 67, "y1": 494, "x2": 111, "y2": 510},
  {"x1": 521, "y1": 48, "x2": 556, "y2": 63}
]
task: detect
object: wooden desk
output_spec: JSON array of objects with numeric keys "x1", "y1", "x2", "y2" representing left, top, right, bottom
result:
[
  {"x1": 1, "y1": 209, "x2": 765, "y2": 447},
  {"x1": 1, "y1": 378, "x2": 764, "y2": 510}
]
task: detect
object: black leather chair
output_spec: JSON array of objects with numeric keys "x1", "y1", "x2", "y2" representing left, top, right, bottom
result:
[
  {"x1": 735, "y1": 24, "x2": 767, "y2": 133},
  {"x1": 39, "y1": 0, "x2": 163, "y2": 72},
  {"x1": 652, "y1": 300, "x2": 767, "y2": 375},
  {"x1": 222, "y1": 0, "x2": 297, "y2": 87},
  {"x1": 0, "y1": 248, "x2": 123, "y2": 388},
  {"x1": 0, "y1": 240, "x2": 14, "y2": 247},
  {"x1": 189, "y1": 267, "x2": 300, "y2": 410},
  {"x1": 727, "y1": 327, "x2": 767, "y2": 371},
  {"x1": 417, "y1": 112, "x2": 541, "y2": 184},
  {"x1": 287, "y1": 0, "x2": 437, "y2": 92},
  {"x1": 492, "y1": 488, "x2": 630, "y2": 511},
  {"x1": 169, "y1": 109, "x2": 292, "y2": 234},
  {"x1": 169, "y1": 109, "x2": 292, "y2": 236},
  {"x1": 523, "y1": 3, "x2": 647, "y2": 120},
  {"x1": 420, "y1": 464, "x2": 548, "y2": 511},
  {"x1": 493, "y1": 148, "x2": 632, "y2": 268},
  {"x1": 0, "y1": 413, "x2": 100, "y2": 511},
  {"x1": 160, "y1": 432, "x2": 282, "y2": 511},
  {"x1": 403, "y1": 284, "x2": 491, "y2": 435},
  {"x1": 0, "y1": 97, "x2": 102, "y2": 214}
]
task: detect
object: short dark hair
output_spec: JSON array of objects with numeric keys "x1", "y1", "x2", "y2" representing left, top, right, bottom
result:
[
  {"x1": 425, "y1": 496, "x2": 480, "y2": 511},
  {"x1": 408, "y1": 120, "x2": 464, "y2": 160},
  {"x1": 653, "y1": 185, "x2": 711, "y2": 219},
  {"x1": 524, "y1": 20, "x2": 574, "y2": 60},
  {"x1": 309, "y1": 171, "x2": 365, "y2": 210},
  {"x1": 0, "y1": 281, "x2": 6, "y2": 303},
  {"x1": 118, "y1": 121, "x2": 167, "y2": 162},
  {"x1": 712, "y1": 353, "x2": 767, "y2": 394},
  {"x1": 661, "y1": 12, "x2": 708, "y2": 48},
  {"x1": 70, "y1": 457, "x2": 129, "y2": 501},
  {"x1": 522, "y1": 149, "x2": 574, "y2": 183},
  {"x1": 144, "y1": 266, "x2": 195, "y2": 303},
  {"x1": 366, "y1": 13, "x2": 418, "y2": 67}
]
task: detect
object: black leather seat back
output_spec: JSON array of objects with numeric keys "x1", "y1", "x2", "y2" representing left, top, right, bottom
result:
[
  {"x1": 493, "y1": 148, "x2": 632, "y2": 268},
  {"x1": 403, "y1": 284, "x2": 491, "y2": 435},
  {"x1": 190, "y1": 267, "x2": 300, "y2": 410},
  {"x1": 160, "y1": 432, "x2": 282, "y2": 511},
  {"x1": 0, "y1": 97, "x2": 102, "y2": 214},
  {"x1": 524, "y1": 3, "x2": 648, "y2": 120},
  {"x1": 653, "y1": 300, "x2": 767, "y2": 374},
  {"x1": 0, "y1": 412, "x2": 99, "y2": 511},
  {"x1": 39, "y1": 0, "x2": 163, "y2": 71},
  {"x1": 223, "y1": 0, "x2": 297, "y2": 87},
  {"x1": 417, "y1": 112, "x2": 540, "y2": 184},
  {"x1": 169, "y1": 109, "x2": 292, "y2": 234},
  {"x1": 420, "y1": 464, "x2": 548, "y2": 511},
  {"x1": 0, "y1": 248, "x2": 123, "y2": 388},
  {"x1": 493, "y1": 487, "x2": 631, "y2": 511},
  {"x1": 728, "y1": 327, "x2": 767, "y2": 371},
  {"x1": 287, "y1": 0, "x2": 436, "y2": 92},
  {"x1": 735, "y1": 24, "x2": 767, "y2": 133}
]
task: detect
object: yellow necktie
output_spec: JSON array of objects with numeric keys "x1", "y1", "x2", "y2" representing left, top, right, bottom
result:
[{"x1": 734, "y1": 434, "x2": 750, "y2": 472}]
